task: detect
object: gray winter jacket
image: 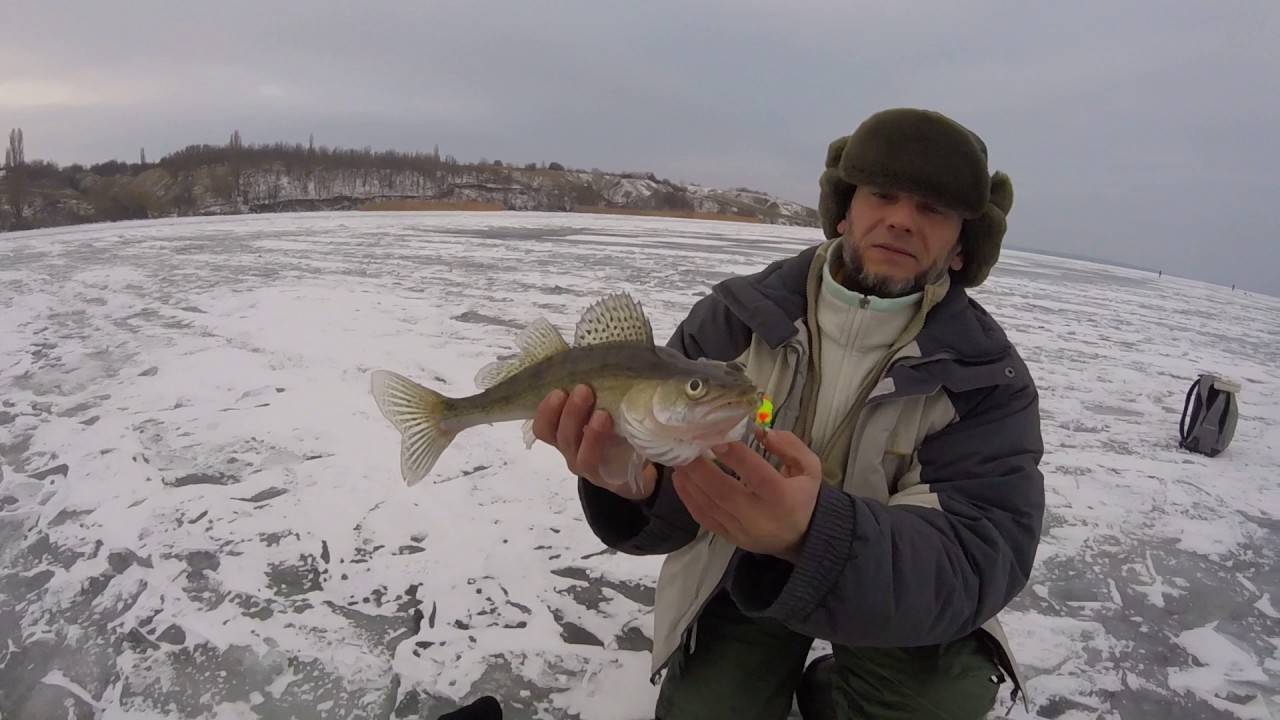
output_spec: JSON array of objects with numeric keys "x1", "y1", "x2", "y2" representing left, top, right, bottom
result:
[{"x1": 577, "y1": 239, "x2": 1045, "y2": 707}]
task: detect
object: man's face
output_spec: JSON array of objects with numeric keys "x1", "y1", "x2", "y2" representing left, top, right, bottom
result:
[{"x1": 836, "y1": 185, "x2": 965, "y2": 297}]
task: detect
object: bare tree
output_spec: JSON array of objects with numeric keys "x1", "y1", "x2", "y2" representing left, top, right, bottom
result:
[
  {"x1": 8, "y1": 128, "x2": 24, "y2": 166},
  {"x1": 265, "y1": 174, "x2": 282, "y2": 206},
  {"x1": 5, "y1": 128, "x2": 27, "y2": 221},
  {"x1": 173, "y1": 176, "x2": 196, "y2": 214},
  {"x1": 228, "y1": 130, "x2": 243, "y2": 204}
]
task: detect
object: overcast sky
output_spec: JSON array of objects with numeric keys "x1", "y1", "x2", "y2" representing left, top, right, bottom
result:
[{"x1": 4, "y1": 1, "x2": 1277, "y2": 293}]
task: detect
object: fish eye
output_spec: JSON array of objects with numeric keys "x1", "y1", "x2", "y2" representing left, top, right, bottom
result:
[{"x1": 685, "y1": 378, "x2": 707, "y2": 398}]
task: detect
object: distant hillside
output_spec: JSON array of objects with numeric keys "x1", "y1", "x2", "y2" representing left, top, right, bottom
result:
[{"x1": 0, "y1": 133, "x2": 818, "y2": 232}]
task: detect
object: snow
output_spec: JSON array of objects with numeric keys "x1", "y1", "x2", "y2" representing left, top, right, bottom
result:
[
  {"x1": 40, "y1": 670, "x2": 104, "y2": 711},
  {"x1": 2, "y1": 211, "x2": 1278, "y2": 719},
  {"x1": 1257, "y1": 595, "x2": 1279, "y2": 620},
  {"x1": 1169, "y1": 623, "x2": 1274, "y2": 719}
]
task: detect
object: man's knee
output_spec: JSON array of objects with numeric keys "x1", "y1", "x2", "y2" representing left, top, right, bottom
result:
[
  {"x1": 826, "y1": 635, "x2": 1002, "y2": 719},
  {"x1": 654, "y1": 593, "x2": 812, "y2": 720}
]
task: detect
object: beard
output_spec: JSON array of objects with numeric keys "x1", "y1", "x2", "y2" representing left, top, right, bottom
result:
[{"x1": 836, "y1": 239, "x2": 953, "y2": 299}]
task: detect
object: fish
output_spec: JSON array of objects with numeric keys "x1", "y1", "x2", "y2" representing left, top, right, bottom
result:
[{"x1": 370, "y1": 293, "x2": 762, "y2": 486}]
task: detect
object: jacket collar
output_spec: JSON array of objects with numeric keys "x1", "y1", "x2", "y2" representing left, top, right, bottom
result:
[
  {"x1": 711, "y1": 240, "x2": 1012, "y2": 365},
  {"x1": 711, "y1": 243, "x2": 817, "y2": 349},
  {"x1": 915, "y1": 279, "x2": 1013, "y2": 364}
]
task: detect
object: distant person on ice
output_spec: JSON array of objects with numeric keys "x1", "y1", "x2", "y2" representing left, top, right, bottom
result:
[{"x1": 532, "y1": 108, "x2": 1046, "y2": 719}]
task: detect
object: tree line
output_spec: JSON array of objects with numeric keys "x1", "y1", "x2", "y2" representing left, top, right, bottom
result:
[{"x1": 0, "y1": 127, "x2": 732, "y2": 231}]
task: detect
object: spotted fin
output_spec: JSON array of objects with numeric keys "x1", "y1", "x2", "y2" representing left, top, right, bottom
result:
[
  {"x1": 371, "y1": 370, "x2": 457, "y2": 486},
  {"x1": 474, "y1": 317, "x2": 570, "y2": 390},
  {"x1": 573, "y1": 293, "x2": 654, "y2": 348}
]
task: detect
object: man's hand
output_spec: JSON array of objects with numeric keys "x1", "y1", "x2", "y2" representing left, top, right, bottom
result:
[
  {"x1": 531, "y1": 385, "x2": 658, "y2": 501},
  {"x1": 672, "y1": 430, "x2": 822, "y2": 563}
]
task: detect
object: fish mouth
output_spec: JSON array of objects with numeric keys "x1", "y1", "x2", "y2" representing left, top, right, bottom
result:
[{"x1": 699, "y1": 394, "x2": 759, "y2": 424}]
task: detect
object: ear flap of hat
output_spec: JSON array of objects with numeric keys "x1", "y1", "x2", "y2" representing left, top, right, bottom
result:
[
  {"x1": 988, "y1": 170, "x2": 1013, "y2": 215},
  {"x1": 825, "y1": 134, "x2": 849, "y2": 170},
  {"x1": 957, "y1": 171, "x2": 1013, "y2": 287},
  {"x1": 819, "y1": 135, "x2": 855, "y2": 239}
]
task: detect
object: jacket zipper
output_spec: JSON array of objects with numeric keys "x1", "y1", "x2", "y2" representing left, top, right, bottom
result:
[
  {"x1": 749, "y1": 340, "x2": 804, "y2": 457},
  {"x1": 652, "y1": 339, "x2": 808, "y2": 686}
]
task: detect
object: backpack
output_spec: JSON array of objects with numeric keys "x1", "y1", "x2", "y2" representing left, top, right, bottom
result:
[{"x1": 1179, "y1": 374, "x2": 1240, "y2": 457}]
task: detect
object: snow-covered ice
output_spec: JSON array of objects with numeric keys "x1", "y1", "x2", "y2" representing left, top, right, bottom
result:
[{"x1": 1, "y1": 211, "x2": 1277, "y2": 719}]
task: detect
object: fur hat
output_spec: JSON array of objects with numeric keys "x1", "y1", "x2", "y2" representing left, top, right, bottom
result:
[{"x1": 818, "y1": 108, "x2": 1013, "y2": 287}]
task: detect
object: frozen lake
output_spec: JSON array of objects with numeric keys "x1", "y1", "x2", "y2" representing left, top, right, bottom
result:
[{"x1": 2, "y1": 211, "x2": 1277, "y2": 719}]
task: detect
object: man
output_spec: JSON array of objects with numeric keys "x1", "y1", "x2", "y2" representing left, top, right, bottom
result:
[{"x1": 532, "y1": 108, "x2": 1045, "y2": 719}]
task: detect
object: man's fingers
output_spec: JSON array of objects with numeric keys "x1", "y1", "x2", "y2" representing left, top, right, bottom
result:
[
  {"x1": 683, "y1": 456, "x2": 755, "y2": 510},
  {"x1": 555, "y1": 384, "x2": 595, "y2": 467},
  {"x1": 531, "y1": 389, "x2": 568, "y2": 446},
  {"x1": 576, "y1": 409, "x2": 615, "y2": 473},
  {"x1": 678, "y1": 461, "x2": 753, "y2": 538},
  {"x1": 709, "y1": 442, "x2": 788, "y2": 499},
  {"x1": 672, "y1": 469, "x2": 711, "y2": 522},
  {"x1": 760, "y1": 430, "x2": 823, "y2": 479},
  {"x1": 673, "y1": 468, "x2": 741, "y2": 540}
]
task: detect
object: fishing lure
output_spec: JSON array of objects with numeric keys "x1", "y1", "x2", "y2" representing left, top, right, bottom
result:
[{"x1": 754, "y1": 394, "x2": 774, "y2": 428}]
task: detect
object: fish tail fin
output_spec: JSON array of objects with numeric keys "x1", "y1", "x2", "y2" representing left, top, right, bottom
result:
[{"x1": 371, "y1": 370, "x2": 457, "y2": 486}]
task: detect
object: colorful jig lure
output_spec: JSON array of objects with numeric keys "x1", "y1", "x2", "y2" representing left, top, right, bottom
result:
[{"x1": 754, "y1": 394, "x2": 774, "y2": 428}]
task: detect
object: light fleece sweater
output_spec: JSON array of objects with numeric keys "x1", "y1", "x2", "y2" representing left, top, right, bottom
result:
[{"x1": 808, "y1": 257, "x2": 921, "y2": 460}]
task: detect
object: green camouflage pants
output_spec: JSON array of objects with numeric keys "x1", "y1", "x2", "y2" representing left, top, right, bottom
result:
[{"x1": 655, "y1": 592, "x2": 1004, "y2": 720}]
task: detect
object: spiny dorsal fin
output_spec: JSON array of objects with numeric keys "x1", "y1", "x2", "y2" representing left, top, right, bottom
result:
[
  {"x1": 573, "y1": 293, "x2": 654, "y2": 348},
  {"x1": 474, "y1": 317, "x2": 569, "y2": 389}
]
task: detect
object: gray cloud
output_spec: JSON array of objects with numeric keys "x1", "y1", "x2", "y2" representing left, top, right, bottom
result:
[{"x1": 4, "y1": 1, "x2": 1277, "y2": 293}]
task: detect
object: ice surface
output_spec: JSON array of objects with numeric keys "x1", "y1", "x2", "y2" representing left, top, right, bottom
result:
[{"x1": 2, "y1": 211, "x2": 1277, "y2": 719}]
